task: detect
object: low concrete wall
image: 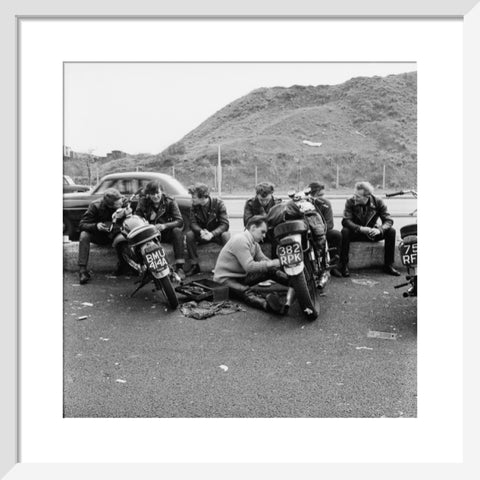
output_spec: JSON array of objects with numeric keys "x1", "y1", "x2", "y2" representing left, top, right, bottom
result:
[{"x1": 63, "y1": 239, "x2": 401, "y2": 273}]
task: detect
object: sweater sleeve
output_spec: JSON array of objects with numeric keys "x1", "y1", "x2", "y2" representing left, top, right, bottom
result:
[{"x1": 233, "y1": 237, "x2": 271, "y2": 274}]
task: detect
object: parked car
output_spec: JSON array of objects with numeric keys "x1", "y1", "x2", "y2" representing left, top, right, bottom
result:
[
  {"x1": 63, "y1": 175, "x2": 91, "y2": 193},
  {"x1": 63, "y1": 172, "x2": 192, "y2": 240}
]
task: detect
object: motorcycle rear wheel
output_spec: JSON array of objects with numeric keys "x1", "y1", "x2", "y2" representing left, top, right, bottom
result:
[
  {"x1": 155, "y1": 276, "x2": 179, "y2": 310},
  {"x1": 289, "y1": 260, "x2": 318, "y2": 321}
]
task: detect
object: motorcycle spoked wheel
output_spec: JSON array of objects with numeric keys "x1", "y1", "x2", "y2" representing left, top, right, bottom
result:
[
  {"x1": 154, "y1": 276, "x2": 179, "y2": 310},
  {"x1": 289, "y1": 259, "x2": 319, "y2": 321}
]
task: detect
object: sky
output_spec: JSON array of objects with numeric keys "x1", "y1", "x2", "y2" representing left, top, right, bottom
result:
[{"x1": 64, "y1": 62, "x2": 416, "y2": 156}]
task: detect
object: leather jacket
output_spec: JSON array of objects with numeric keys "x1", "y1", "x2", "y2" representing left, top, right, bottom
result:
[
  {"x1": 243, "y1": 196, "x2": 282, "y2": 226},
  {"x1": 342, "y1": 194, "x2": 393, "y2": 233},
  {"x1": 135, "y1": 194, "x2": 184, "y2": 230},
  {"x1": 190, "y1": 196, "x2": 229, "y2": 237}
]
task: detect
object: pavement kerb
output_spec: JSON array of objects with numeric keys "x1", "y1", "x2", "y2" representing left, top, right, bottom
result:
[{"x1": 63, "y1": 239, "x2": 401, "y2": 273}]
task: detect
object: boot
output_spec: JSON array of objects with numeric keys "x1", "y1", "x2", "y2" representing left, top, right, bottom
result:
[
  {"x1": 79, "y1": 268, "x2": 91, "y2": 285},
  {"x1": 265, "y1": 293, "x2": 285, "y2": 315},
  {"x1": 174, "y1": 263, "x2": 186, "y2": 280}
]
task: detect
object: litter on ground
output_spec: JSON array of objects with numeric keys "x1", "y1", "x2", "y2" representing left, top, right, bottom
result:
[
  {"x1": 77, "y1": 316, "x2": 88, "y2": 321},
  {"x1": 81, "y1": 302, "x2": 94, "y2": 307},
  {"x1": 351, "y1": 279, "x2": 379, "y2": 287},
  {"x1": 356, "y1": 346, "x2": 374, "y2": 351},
  {"x1": 367, "y1": 330, "x2": 397, "y2": 340},
  {"x1": 219, "y1": 365, "x2": 228, "y2": 372},
  {"x1": 115, "y1": 379, "x2": 127, "y2": 384}
]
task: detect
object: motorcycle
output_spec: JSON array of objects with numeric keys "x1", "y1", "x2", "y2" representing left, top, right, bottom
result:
[
  {"x1": 267, "y1": 189, "x2": 334, "y2": 321},
  {"x1": 112, "y1": 195, "x2": 179, "y2": 309},
  {"x1": 385, "y1": 190, "x2": 417, "y2": 297}
]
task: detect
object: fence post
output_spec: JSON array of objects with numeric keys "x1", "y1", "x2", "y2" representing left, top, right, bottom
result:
[
  {"x1": 255, "y1": 165, "x2": 258, "y2": 186},
  {"x1": 336, "y1": 164, "x2": 339, "y2": 189},
  {"x1": 382, "y1": 164, "x2": 386, "y2": 190},
  {"x1": 217, "y1": 145, "x2": 222, "y2": 197}
]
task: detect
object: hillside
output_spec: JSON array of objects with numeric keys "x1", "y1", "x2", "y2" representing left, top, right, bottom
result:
[{"x1": 64, "y1": 71, "x2": 417, "y2": 193}]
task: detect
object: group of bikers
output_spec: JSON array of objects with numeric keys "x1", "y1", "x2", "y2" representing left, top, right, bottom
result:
[{"x1": 77, "y1": 178, "x2": 401, "y2": 315}]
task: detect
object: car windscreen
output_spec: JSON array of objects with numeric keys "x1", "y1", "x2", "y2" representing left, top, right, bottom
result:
[{"x1": 93, "y1": 176, "x2": 188, "y2": 197}]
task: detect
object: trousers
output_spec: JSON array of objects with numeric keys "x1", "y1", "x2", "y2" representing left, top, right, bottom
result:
[
  {"x1": 339, "y1": 227, "x2": 396, "y2": 267},
  {"x1": 77, "y1": 230, "x2": 127, "y2": 269},
  {"x1": 186, "y1": 230, "x2": 231, "y2": 264}
]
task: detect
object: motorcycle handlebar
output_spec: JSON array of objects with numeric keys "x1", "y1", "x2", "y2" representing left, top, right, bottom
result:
[{"x1": 385, "y1": 190, "x2": 405, "y2": 198}]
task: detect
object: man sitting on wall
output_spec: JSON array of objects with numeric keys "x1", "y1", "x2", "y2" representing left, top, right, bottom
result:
[
  {"x1": 340, "y1": 181, "x2": 400, "y2": 277},
  {"x1": 77, "y1": 188, "x2": 131, "y2": 285},
  {"x1": 213, "y1": 215, "x2": 287, "y2": 314},
  {"x1": 307, "y1": 182, "x2": 342, "y2": 278},
  {"x1": 185, "y1": 183, "x2": 231, "y2": 276},
  {"x1": 135, "y1": 180, "x2": 186, "y2": 279},
  {"x1": 243, "y1": 182, "x2": 282, "y2": 226}
]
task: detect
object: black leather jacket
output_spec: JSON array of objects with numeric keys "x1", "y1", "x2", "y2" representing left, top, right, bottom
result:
[
  {"x1": 190, "y1": 197, "x2": 229, "y2": 237},
  {"x1": 342, "y1": 194, "x2": 393, "y2": 233},
  {"x1": 135, "y1": 194, "x2": 184, "y2": 230},
  {"x1": 243, "y1": 196, "x2": 282, "y2": 226}
]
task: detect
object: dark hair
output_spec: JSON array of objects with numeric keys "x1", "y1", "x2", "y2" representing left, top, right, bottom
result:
[
  {"x1": 103, "y1": 188, "x2": 122, "y2": 206},
  {"x1": 308, "y1": 182, "x2": 325, "y2": 194},
  {"x1": 255, "y1": 182, "x2": 274, "y2": 197},
  {"x1": 188, "y1": 183, "x2": 210, "y2": 198},
  {"x1": 144, "y1": 180, "x2": 163, "y2": 195},
  {"x1": 246, "y1": 215, "x2": 267, "y2": 230}
]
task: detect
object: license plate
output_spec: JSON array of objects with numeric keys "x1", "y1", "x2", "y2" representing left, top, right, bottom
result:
[
  {"x1": 399, "y1": 243, "x2": 417, "y2": 266},
  {"x1": 278, "y1": 243, "x2": 303, "y2": 266},
  {"x1": 144, "y1": 246, "x2": 168, "y2": 273}
]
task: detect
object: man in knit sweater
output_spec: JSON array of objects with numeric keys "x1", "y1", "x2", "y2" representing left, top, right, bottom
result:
[{"x1": 213, "y1": 215, "x2": 288, "y2": 314}]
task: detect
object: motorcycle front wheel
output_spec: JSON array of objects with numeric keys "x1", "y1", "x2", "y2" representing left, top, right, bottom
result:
[
  {"x1": 155, "y1": 276, "x2": 179, "y2": 310},
  {"x1": 289, "y1": 260, "x2": 318, "y2": 321}
]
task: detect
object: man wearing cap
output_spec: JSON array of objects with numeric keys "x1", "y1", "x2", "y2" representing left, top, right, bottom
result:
[
  {"x1": 307, "y1": 182, "x2": 342, "y2": 278},
  {"x1": 185, "y1": 183, "x2": 231, "y2": 276},
  {"x1": 77, "y1": 188, "x2": 131, "y2": 285},
  {"x1": 340, "y1": 181, "x2": 400, "y2": 277},
  {"x1": 135, "y1": 180, "x2": 186, "y2": 279},
  {"x1": 214, "y1": 215, "x2": 287, "y2": 314}
]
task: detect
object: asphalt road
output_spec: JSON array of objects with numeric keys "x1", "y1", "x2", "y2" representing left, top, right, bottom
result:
[{"x1": 64, "y1": 270, "x2": 417, "y2": 418}]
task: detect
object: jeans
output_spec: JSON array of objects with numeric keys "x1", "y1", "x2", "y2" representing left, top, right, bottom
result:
[
  {"x1": 78, "y1": 230, "x2": 127, "y2": 269},
  {"x1": 218, "y1": 270, "x2": 289, "y2": 311},
  {"x1": 160, "y1": 227, "x2": 185, "y2": 264},
  {"x1": 326, "y1": 229, "x2": 342, "y2": 264},
  {"x1": 186, "y1": 230, "x2": 231, "y2": 264},
  {"x1": 340, "y1": 227, "x2": 396, "y2": 267}
]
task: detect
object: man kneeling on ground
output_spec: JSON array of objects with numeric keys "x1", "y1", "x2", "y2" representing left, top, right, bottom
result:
[{"x1": 213, "y1": 215, "x2": 288, "y2": 314}]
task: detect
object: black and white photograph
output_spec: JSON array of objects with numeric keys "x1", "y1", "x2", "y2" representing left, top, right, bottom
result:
[{"x1": 62, "y1": 61, "x2": 417, "y2": 418}]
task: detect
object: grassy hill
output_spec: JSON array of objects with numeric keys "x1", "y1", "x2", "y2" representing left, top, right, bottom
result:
[{"x1": 65, "y1": 71, "x2": 417, "y2": 193}]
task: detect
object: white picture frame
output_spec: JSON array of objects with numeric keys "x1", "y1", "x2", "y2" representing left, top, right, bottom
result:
[{"x1": 2, "y1": 0, "x2": 479, "y2": 478}]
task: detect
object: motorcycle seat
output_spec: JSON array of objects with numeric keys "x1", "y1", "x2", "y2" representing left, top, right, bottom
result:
[
  {"x1": 400, "y1": 223, "x2": 417, "y2": 239},
  {"x1": 273, "y1": 220, "x2": 308, "y2": 239}
]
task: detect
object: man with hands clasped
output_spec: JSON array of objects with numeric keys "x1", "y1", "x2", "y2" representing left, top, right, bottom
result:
[{"x1": 339, "y1": 181, "x2": 400, "y2": 278}]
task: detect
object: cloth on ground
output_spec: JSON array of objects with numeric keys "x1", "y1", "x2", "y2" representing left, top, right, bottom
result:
[{"x1": 180, "y1": 300, "x2": 246, "y2": 320}]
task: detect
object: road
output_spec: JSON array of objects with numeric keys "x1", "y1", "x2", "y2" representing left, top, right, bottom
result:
[{"x1": 64, "y1": 270, "x2": 417, "y2": 418}]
